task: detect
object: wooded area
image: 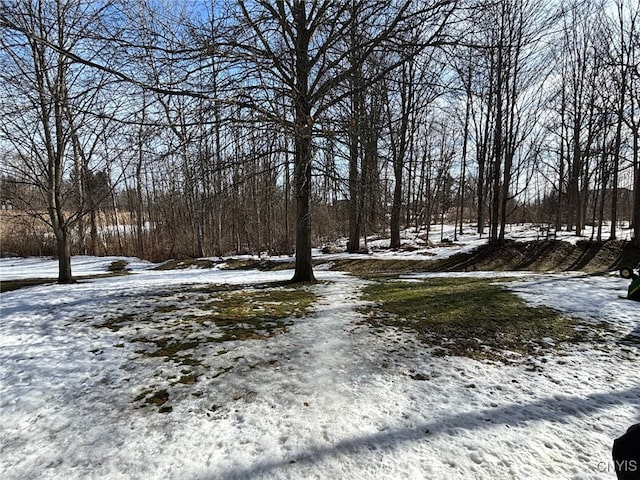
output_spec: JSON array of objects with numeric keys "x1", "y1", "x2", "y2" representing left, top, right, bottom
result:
[{"x1": 1, "y1": 0, "x2": 639, "y2": 283}]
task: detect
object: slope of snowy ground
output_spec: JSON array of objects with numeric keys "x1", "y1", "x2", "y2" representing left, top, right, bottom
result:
[
  {"x1": 314, "y1": 222, "x2": 635, "y2": 265},
  {"x1": 1, "y1": 251, "x2": 639, "y2": 480}
]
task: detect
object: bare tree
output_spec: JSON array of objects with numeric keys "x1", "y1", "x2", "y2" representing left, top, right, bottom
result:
[
  {"x1": 606, "y1": 0, "x2": 639, "y2": 241},
  {"x1": 386, "y1": 50, "x2": 444, "y2": 248},
  {"x1": 0, "y1": 0, "x2": 118, "y2": 282},
  {"x1": 215, "y1": 0, "x2": 456, "y2": 282}
]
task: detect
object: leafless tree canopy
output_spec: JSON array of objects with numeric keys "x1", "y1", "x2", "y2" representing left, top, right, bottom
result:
[{"x1": 1, "y1": 0, "x2": 638, "y2": 282}]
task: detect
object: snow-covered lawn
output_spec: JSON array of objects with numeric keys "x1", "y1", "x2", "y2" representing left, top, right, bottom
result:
[{"x1": 1, "y1": 252, "x2": 639, "y2": 479}]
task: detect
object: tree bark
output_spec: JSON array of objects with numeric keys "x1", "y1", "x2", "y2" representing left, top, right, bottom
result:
[
  {"x1": 633, "y1": 127, "x2": 640, "y2": 247},
  {"x1": 348, "y1": 98, "x2": 362, "y2": 253},
  {"x1": 390, "y1": 163, "x2": 403, "y2": 249},
  {"x1": 291, "y1": 1, "x2": 315, "y2": 283},
  {"x1": 56, "y1": 229, "x2": 73, "y2": 283},
  {"x1": 291, "y1": 117, "x2": 315, "y2": 282}
]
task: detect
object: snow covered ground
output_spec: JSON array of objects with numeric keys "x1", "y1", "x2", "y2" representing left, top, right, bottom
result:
[{"x1": 1, "y1": 230, "x2": 639, "y2": 480}]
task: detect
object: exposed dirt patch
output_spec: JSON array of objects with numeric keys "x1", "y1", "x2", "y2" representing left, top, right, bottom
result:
[
  {"x1": 330, "y1": 258, "x2": 435, "y2": 276},
  {"x1": 147, "y1": 239, "x2": 638, "y2": 276},
  {"x1": 427, "y1": 240, "x2": 640, "y2": 273},
  {"x1": 152, "y1": 259, "x2": 221, "y2": 270},
  {"x1": 332, "y1": 240, "x2": 639, "y2": 276}
]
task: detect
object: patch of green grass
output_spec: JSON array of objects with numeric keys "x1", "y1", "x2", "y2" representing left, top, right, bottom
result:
[
  {"x1": 90, "y1": 281, "x2": 316, "y2": 409},
  {"x1": 147, "y1": 337, "x2": 202, "y2": 358},
  {"x1": 108, "y1": 283, "x2": 316, "y2": 366},
  {"x1": 177, "y1": 286, "x2": 316, "y2": 343},
  {"x1": 201, "y1": 288, "x2": 316, "y2": 322},
  {"x1": 360, "y1": 277, "x2": 590, "y2": 361},
  {"x1": 130, "y1": 334, "x2": 204, "y2": 366}
]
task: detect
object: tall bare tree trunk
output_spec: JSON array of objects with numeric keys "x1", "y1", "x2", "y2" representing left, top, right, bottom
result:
[
  {"x1": 291, "y1": 1, "x2": 315, "y2": 282},
  {"x1": 633, "y1": 125, "x2": 640, "y2": 246}
]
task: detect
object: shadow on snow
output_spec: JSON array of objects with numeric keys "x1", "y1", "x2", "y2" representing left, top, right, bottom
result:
[{"x1": 209, "y1": 385, "x2": 640, "y2": 480}]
